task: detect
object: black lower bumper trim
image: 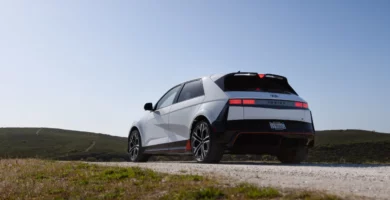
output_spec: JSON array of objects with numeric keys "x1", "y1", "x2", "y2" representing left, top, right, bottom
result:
[
  {"x1": 212, "y1": 120, "x2": 315, "y2": 150},
  {"x1": 226, "y1": 120, "x2": 314, "y2": 133},
  {"x1": 212, "y1": 119, "x2": 314, "y2": 135}
]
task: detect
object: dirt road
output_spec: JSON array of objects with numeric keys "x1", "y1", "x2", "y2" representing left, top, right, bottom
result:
[{"x1": 94, "y1": 162, "x2": 390, "y2": 199}]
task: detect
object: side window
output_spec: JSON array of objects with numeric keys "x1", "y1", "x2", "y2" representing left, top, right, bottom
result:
[
  {"x1": 177, "y1": 80, "x2": 204, "y2": 103},
  {"x1": 155, "y1": 85, "x2": 181, "y2": 110}
]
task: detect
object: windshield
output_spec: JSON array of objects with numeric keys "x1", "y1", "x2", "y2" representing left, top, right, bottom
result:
[{"x1": 222, "y1": 74, "x2": 297, "y2": 95}]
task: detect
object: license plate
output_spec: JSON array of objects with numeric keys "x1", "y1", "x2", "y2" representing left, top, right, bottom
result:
[{"x1": 269, "y1": 122, "x2": 286, "y2": 130}]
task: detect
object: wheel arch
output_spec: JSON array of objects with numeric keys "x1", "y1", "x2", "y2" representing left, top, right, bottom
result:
[
  {"x1": 189, "y1": 99, "x2": 228, "y2": 138},
  {"x1": 128, "y1": 126, "x2": 139, "y2": 139},
  {"x1": 189, "y1": 115, "x2": 211, "y2": 137}
]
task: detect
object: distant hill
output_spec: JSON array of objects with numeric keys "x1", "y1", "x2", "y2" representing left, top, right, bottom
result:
[
  {"x1": 1, "y1": 128, "x2": 389, "y2": 163},
  {"x1": 315, "y1": 129, "x2": 390, "y2": 145},
  {"x1": 308, "y1": 130, "x2": 390, "y2": 163},
  {"x1": 0, "y1": 128, "x2": 128, "y2": 161}
]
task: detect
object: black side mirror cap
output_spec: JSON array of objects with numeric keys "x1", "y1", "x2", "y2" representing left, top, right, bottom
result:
[{"x1": 144, "y1": 103, "x2": 154, "y2": 111}]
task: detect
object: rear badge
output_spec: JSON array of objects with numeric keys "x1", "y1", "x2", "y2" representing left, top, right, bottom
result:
[{"x1": 269, "y1": 122, "x2": 286, "y2": 130}]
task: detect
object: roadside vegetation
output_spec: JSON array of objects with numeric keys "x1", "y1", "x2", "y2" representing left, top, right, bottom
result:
[
  {"x1": 0, "y1": 128, "x2": 128, "y2": 161},
  {"x1": 1, "y1": 128, "x2": 389, "y2": 163},
  {"x1": 0, "y1": 159, "x2": 343, "y2": 200}
]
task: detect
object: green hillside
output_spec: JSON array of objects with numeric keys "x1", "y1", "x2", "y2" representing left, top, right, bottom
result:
[
  {"x1": 308, "y1": 130, "x2": 390, "y2": 163},
  {"x1": 1, "y1": 128, "x2": 389, "y2": 163},
  {"x1": 0, "y1": 128, "x2": 128, "y2": 161},
  {"x1": 315, "y1": 129, "x2": 390, "y2": 145}
]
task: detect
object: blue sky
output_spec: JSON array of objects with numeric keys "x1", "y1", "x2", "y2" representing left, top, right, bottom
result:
[{"x1": 1, "y1": 1, "x2": 389, "y2": 136}]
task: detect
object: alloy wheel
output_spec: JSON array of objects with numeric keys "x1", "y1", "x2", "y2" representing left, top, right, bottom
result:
[
  {"x1": 191, "y1": 122, "x2": 210, "y2": 161},
  {"x1": 129, "y1": 131, "x2": 140, "y2": 161}
]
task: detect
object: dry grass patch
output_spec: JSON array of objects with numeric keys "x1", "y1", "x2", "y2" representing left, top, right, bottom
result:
[{"x1": 0, "y1": 159, "x2": 344, "y2": 200}]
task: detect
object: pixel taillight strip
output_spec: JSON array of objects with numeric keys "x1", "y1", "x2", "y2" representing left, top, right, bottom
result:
[
  {"x1": 295, "y1": 102, "x2": 309, "y2": 108},
  {"x1": 229, "y1": 99, "x2": 242, "y2": 105},
  {"x1": 229, "y1": 99, "x2": 309, "y2": 108},
  {"x1": 229, "y1": 99, "x2": 255, "y2": 105}
]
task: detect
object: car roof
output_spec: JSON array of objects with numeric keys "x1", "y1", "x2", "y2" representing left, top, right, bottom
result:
[{"x1": 185, "y1": 72, "x2": 254, "y2": 83}]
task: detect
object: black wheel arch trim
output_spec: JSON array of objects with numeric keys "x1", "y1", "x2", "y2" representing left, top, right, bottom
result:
[{"x1": 210, "y1": 102, "x2": 230, "y2": 133}]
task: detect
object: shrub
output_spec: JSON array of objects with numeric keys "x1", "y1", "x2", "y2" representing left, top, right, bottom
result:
[{"x1": 85, "y1": 157, "x2": 97, "y2": 162}]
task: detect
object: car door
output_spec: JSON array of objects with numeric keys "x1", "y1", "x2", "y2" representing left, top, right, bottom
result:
[
  {"x1": 168, "y1": 79, "x2": 205, "y2": 149},
  {"x1": 143, "y1": 85, "x2": 182, "y2": 150}
]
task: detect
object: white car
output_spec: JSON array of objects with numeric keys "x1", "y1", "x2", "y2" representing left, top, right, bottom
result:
[{"x1": 128, "y1": 72, "x2": 315, "y2": 163}]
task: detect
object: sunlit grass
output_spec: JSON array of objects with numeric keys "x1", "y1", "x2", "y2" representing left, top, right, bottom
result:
[{"x1": 0, "y1": 159, "x2": 346, "y2": 200}]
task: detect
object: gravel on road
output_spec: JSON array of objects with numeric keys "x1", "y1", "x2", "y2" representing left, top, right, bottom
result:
[{"x1": 93, "y1": 161, "x2": 390, "y2": 199}]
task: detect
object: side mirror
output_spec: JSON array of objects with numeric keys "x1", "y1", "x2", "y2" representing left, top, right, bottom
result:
[{"x1": 144, "y1": 103, "x2": 154, "y2": 111}]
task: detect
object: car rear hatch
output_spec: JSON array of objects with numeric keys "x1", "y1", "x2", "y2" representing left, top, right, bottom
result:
[{"x1": 215, "y1": 72, "x2": 312, "y2": 124}]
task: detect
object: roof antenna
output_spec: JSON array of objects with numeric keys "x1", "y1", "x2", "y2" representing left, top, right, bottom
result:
[{"x1": 237, "y1": 70, "x2": 240, "y2": 73}]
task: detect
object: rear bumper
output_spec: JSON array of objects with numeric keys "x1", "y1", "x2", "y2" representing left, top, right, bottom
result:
[
  {"x1": 211, "y1": 119, "x2": 315, "y2": 154},
  {"x1": 223, "y1": 120, "x2": 314, "y2": 132}
]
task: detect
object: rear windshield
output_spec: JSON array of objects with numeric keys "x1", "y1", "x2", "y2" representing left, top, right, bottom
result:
[{"x1": 217, "y1": 74, "x2": 297, "y2": 95}]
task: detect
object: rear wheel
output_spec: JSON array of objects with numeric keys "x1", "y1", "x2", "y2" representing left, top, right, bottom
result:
[
  {"x1": 128, "y1": 129, "x2": 150, "y2": 162},
  {"x1": 191, "y1": 120, "x2": 224, "y2": 163},
  {"x1": 277, "y1": 147, "x2": 308, "y2": 164}
]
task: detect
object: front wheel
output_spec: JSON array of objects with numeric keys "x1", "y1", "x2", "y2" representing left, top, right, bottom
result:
[
  {"x1": 191, "y1": 120, "x2": 224, "y2": 163},
  {"x1": 128, "y1": 129, "x2": 150, "y2": 162}
]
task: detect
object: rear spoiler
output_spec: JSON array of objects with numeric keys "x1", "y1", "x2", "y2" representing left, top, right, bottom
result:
[{"x1": 232, "y1": 72, "x2": 287, "y2": 80}]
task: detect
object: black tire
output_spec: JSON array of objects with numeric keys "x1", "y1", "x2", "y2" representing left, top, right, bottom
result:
[
  {"x1": 277, "y1": 147, "x2": 308, "y2": 164},
  {"x1": 191, "y1": 120, "x2": 224, "y2": 163},
  {"x1": 128, "y1": 129, "x2": 150, "y2": 162}
]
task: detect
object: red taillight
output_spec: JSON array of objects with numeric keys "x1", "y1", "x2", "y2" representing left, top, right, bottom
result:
[
  {"x1": 243, "y1": 99, "x2": 255, "y2": 105},
  {"x1": 229, "y1": 99, "x2": 242, "y2": 105},
  {"x1": 295, "y1": 102, "x2": 309, "y2": 109},
  {"x1": 230, "y1": 99, "x2": 255, "y2": 105},
  {"x1": 295, "y1": 102, "x2": 303, "y2": 107},
  {"x1": 258, "y1": 74, "x2": 265, "y2": 78}
]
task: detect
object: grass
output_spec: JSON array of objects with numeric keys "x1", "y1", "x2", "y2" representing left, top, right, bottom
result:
[
  {"x1": 283, "y1": 190, "x2": 341, "y2": 200},
  {"x1": 233, "y1": 183, "x2": 281, "y2": 199},
  {"x1": 315, "y1": 129, "x2": 390, "y2": 146},
  {"x1": 1, "y1": 127, "x2": 390, "y2": 163},
  {"x1": 0, "y1": 159, "x2": 344, "y2": 200},
  {"x1": 0, "y1": 127, "x2": 128, "y2": 161}
]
